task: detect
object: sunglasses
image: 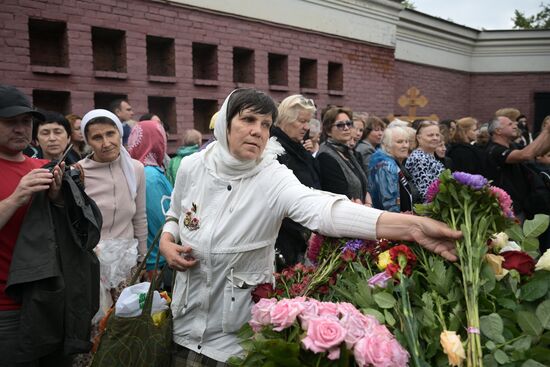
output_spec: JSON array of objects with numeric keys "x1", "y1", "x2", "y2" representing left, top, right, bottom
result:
[
  {"x1": 299, "y1": 96, "x2": 315, "y2": 107},
  {"x1": 333, "y1": 120, "x2": 353, "y2": 130}
]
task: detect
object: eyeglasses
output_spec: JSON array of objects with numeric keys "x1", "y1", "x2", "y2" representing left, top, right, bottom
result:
[
  {"x1": 333, "y1": 120, "x2": 353, "y2": 130},
  {"x1": 299, "y1": 96, "x2": 315, "y2": 107}
]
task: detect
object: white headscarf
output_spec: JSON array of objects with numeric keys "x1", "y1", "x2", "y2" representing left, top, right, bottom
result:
[
  {"x1": 81, "y1": 109, "x2": 137, "y2": 199},
  {"x1": 204, "y1": 90, "x2": 284, "y2": 181}
]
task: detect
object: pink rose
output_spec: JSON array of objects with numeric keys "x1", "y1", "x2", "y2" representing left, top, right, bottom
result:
[
  {"x1": 353, "y1": 325, "x2": 409, "y2": 367},
  {"x1": 298, "y1": 299, "x2": 320, "y2": 330},
  {"x1": 337, "y1": 302, "x2": 362, "y2": 318},
  {"x1": 301, "y1": 316, "x2": 346, "y2": 360},
  {"x1": 270, "y1": 298, "x2": 304, "y2": 331},
  {"x1": 340, "y1": 311, "x2": 368, "y2": 349},
  {"x1": 249, "y1": 298, "x2": 276, "y2": 332},
  {"x1": 317, "y1": 301, "x2": 339, "y2": 317}
]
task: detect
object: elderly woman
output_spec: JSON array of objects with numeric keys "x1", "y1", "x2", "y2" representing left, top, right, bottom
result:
[
  {"x1": 405, "y1": 120, "x2": 445, "y2": 201},
  {"x1": 368, "y1": 125, "x2": 420, "y2": 212},
  {"x1": 128, "y1": 120, "x2": 173, "y2": 273},
  {"x1": 355, "y1": 115, "x2": 386, "y2": 172},
  {"x1": 271, "y1": 94, "x2": 320, "y2": 268},
  {"x1": 447, "y1": 117, "x2": 484, "y2": 174},
  {"x1": 159, "y1": 88, "x2": 460, "y2": 366},
  {"x1": 317, "y1": 106, "x2": 370, "y2": 203},
  {"x1": 77, "y1": 109, "x2": 147, "y2": 321}
]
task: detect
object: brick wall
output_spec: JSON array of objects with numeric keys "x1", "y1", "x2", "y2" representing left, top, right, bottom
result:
[
  {"x1": 395, "y1": 60, "x2": 550, "y2": 129},
  {"x1": 0, "y1": 0, "x2": 396, "y2": 151}
]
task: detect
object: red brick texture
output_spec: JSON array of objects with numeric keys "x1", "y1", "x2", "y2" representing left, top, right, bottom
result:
[{"x1": 395, "y1": 60, "x2": 550, "y2": 128}]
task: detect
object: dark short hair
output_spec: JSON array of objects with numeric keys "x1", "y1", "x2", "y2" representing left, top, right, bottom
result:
[
  {"x1": 33, "y1": 109, "x2": 71, "y2": 140},
  {"x1": 321, "y1": 106, "x2": 353, "y2": 138},
  {"x1": 84, "y1": 116, "x2": 118, "y2": 138},
  {"x1": 362, "y1": 115, "x2": 386, "y2": 140},
  {"x1": 139, "y1": 113, "x2": 156, "y2": 121},
  {"x1": 108, "y1": 98, "x2": 128, "y2": 114},
  {"x1": 226, "y1": 89, "x2": 278, "y2": 130}
]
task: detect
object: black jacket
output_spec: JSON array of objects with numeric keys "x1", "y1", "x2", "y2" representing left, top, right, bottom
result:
[
  {"x1": 6, "y1": 167, "x2": 102, "y2": 362},
  {"x1": 447, "y1": 143, "x2": 484, "y2": 174},
  {"x1": 272, "y1": 127, "x2": 321, "y2": 269}
]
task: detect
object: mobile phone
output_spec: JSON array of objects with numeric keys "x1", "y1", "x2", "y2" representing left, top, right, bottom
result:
[
  {"x1": 303, "y1": 129, "x2": 310, "y2": 141},
  {"x1": 49, "y1": 143, "x2": 73, "y2": 172}
]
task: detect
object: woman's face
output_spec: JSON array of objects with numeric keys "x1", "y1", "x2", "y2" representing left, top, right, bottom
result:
[
  {"x1": 86, "y1": 122, "x2": 121, "y2": 163},
  {"x1": 417, "y1": 124, "x2": 440, "y2": 153},
  {"x1": 354, "y1": 120, "x2": 364, "y2": 140},
  {"x1": 36, "y1": 122, "x2": 70, "y2": 160},
  {"x1": 466, "y1": 126, "x2": 478, "y2": 142},
  {"x1": 435, "y1": 141, "x2": 447, "y2": 158},
  {"x1": 281, "y1": 109, "x2": 312, "y2": 143},
  {"x1": 227, "y1": 108, "x2": 272, "y2": 160},
  {"x1": 388, "y1": 131, "x2": 410, "y2": 162},
  {"x1": 449, "y1": 121, "x2": 457, "y2": 137},
  {"x1": 71, "y1": 119, "x2": 84, "y2": 143},
  {"x1": 367, "y1": 126, "x2": 384, "y2": 146},
  {"x1": 327, "y1": 113, "x2": 353, "y2": 145}
]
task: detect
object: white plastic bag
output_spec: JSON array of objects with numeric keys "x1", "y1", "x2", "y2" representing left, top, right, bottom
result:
[{"x1": 115, "y1": 282, "x2": 168, "y2": 317}]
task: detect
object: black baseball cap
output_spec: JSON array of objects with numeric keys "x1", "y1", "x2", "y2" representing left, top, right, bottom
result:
[{"x1": 0, "y1": 84, "x2": 44, "y2": 121}]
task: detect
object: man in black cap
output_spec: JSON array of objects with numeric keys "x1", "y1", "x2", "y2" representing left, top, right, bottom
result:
[{"x1": 0, "y1": 84, "x2": 64, "y2": 366}]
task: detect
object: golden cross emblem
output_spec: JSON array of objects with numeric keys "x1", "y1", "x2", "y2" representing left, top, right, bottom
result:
[{"x1": 397, "y1": 87, "x2": 438, "y2": 122}]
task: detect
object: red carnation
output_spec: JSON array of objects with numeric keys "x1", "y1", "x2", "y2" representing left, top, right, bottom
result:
[
  {"x1": 501, "y1": 251, "x2": 535, "y2": 276},
  {"x1": 251, "y1": 283, "x2": 274, "y2": 303}
]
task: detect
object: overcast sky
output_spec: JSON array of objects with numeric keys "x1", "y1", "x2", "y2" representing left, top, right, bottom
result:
[{"x1": 411, "y1": 0, "x2": 545, "y2": 30}]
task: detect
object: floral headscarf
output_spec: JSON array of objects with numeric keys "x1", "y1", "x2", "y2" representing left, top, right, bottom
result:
[{"x1": 127, "y1": 120, "x2": 167, "y2": 167}]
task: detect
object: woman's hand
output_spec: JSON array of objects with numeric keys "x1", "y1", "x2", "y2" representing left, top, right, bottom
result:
[
  {"x1": 159, "y1": 232, "x2": 198, "y2": 272},
  {"x1": 377, "y1": 212, "x2": 461, "y2": 261}
]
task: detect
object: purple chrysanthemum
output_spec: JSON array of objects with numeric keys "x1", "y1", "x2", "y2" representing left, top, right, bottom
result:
[
  {"x1": 452, "y1": 171, "x2": 488, "y2": 190},
  {"x1": 342, "y1": 239, "x2": 363, "y2": 253}
]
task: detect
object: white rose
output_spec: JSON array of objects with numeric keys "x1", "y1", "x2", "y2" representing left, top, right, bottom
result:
[
  {"x1": 499, "y1": 241, "x2": 522, "y2": 253},
  {"x1": 490, "y1": 232, "x2": 509, "y2": 251},
  {"x1": 535, "y1": 248, "x2": 550, "y2": 271}
]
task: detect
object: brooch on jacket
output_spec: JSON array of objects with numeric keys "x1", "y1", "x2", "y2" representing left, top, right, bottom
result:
[{"x1": 184, "y1": 202, "x2": 200, "y2": 230}]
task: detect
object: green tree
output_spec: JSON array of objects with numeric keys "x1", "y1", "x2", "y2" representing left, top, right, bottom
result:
[
  {"x1": 401, "y1": 0, "x2": 416, "y2": 10},
  {"x1": 513, "y1": 3, "x2": 550, "y2": 29}
]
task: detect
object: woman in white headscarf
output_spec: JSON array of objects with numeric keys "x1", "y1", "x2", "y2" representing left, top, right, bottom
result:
[
  {"x1": 77, "y1": 109, "x2": 147, "y2": 321},
  {"x1": 160, "y1": 89, "x2": 460, "y2": 366}
]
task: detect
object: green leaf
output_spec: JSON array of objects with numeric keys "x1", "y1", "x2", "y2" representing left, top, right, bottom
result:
[
  {"x1": 536, "y1": 300, "x2": 550, "y2": 330},
  {"x1": 496, "y1": 297, "x2": 517, "y2": 310},
  {"x1": 483, "y1": 354, "x2": 498, "y2": 367},
  {"x1": 384, "y1": 309, "x2": 396, "y2": 326},
  {"x1": 520, "y1": 279, "x2": 549, "y2": 302},
  {"x1": 480, "y1": 313, "x2": 506, "y2": 343},
  {"x1": 363, "y1": 308, "x2": 384, "y2": 323},
  {"x1": 517, "y1": 310, "x2": 544, "y2": 336},
  {"x1": 522, "y1": 236, "x2": 540, "y2": 252},
  {"x1": 506, "y1": 223, "x2": 525, "y2": 243},
  {"x1": 521, "y1": 359, "x2": 547, "y2": 367},
  {"x1": 486, "y1": 340, "x2": 497, "y2": 351},
  {"x1": 493, "y1": 349, "x2": 509, "y2": 364},
  {"x1": 523, "y1": 214, "x2": 550, "y2": 238},
  {"x1": 512, "y1": 335, "x2": 532, "y2": 352},
  {"x1": 373, "y1": 292, "x2": 397, "y2": 309}
]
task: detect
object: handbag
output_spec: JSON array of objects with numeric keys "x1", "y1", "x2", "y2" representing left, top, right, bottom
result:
[{"x1": 90, "y1": 229, "x2": 173, "y2": 367}]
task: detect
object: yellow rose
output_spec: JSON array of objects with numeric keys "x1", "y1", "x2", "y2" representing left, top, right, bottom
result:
[
  {"x1": 490, "y1": 232, "x2": 509, "y2": 251},
  {"x1": 535, "y1": 248, "x2": 550, "y2": 271},
  {"x1": 377, "y1": 250, "x2": 391, "y2": 270},
  {"x1": 440, "y1": 330, "x2": 466, "y2": 367},
  {"x1": 484, "y1": 254, "x2": 509, "y2": 281}
]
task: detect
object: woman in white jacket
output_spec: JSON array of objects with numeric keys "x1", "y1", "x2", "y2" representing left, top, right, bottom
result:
[{"x1": 160, "y1": 89, "x2": 460, "y2": 366}]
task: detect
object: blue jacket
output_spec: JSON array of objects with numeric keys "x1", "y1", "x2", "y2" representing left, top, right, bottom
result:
[
  {"x1": 145, "y1": 166, "x2": 173, "y2": 270},
  {"x1": 368, "y1": 149, "x2": 401, "y2": 212}
]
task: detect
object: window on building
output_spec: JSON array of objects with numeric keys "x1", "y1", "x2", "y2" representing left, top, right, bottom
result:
[
  {"x1": 92, "y1": 27, "x2": 126, "y2": 72},
  {"x1": 93, "y1": 92, "x2": 128, "y2": 110},
  {"x1": 193, "y1": 99, "x2": 218, "y2": 134},
  {"x1": 28, "y1": 19, "x2": 68, "y2": 67},
  {"x1": 233, "y1": 47, "x2": 255, "y2": 84},
  {"x1": 146, "y1": 35, "x2": 175, "y2": 77},
  {"x1": 32, "y1": 90, "x2": 71, "y2": 115},
  {"x1": 192, "y1": 43, "x2": 218, "y2": 80},
  {"x1": 300, "y1": 58, "x2": 317, "y2": 89},
  {"x1": 328, "y1": 62, "x2": 344, "y2": 91},
  {"x1": 268, "y1": 53, "x2": 288, "y2": 86},
  {"x1": 148, "y1": 96, "x2": 177, "y2": 134}
]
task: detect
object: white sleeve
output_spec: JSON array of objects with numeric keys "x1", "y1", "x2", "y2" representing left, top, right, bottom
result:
[{"x1": 265, "y1": 165, "x2": 383, "y2": 240}]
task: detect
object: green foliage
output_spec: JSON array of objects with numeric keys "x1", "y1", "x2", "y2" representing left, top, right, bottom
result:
[{"x1": 513, "y1": 3, "x2": 550, "y2": 29}]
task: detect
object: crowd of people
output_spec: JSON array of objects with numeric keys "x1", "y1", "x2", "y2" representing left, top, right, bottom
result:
[{"x1": 1, "y1": 83, "x2": 549, "y2": 366}]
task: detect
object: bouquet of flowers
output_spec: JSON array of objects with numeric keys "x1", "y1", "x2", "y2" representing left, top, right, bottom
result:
[{"x1": 227, "y1": 297, "x2": 409, "y2": 367}]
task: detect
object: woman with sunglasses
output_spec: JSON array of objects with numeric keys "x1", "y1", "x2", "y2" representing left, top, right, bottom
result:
[
  {"x1": 405, "y1": 120, "x2": 445, "y2": 201},
  {"x1": 317, "y1": 106, "x2": 371, "y2": 204}
]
